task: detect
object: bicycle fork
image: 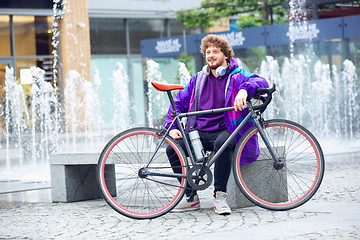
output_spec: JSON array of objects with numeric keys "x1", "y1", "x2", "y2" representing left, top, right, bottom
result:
[{"x1": 249, "y1": 104, "x2": 284, "y2": 170}]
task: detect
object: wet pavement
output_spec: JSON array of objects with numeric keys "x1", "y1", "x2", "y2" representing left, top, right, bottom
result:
[{"x1": 0, "y1": 149, "x2": 359, "y2": 239}]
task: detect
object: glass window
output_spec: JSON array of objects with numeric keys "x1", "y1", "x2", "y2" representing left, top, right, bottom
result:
[
  {"x1": 15, "y1": 58, "x2": 37, "y2": 79},
  {"x1": 14, "y1": 16, "x2": 36, "y2": 56},
  {"x1": 0, "y1": 15, "x2": 11, "y2": 57},
  {"x1": 90, "y1": 57, "x2": 128, "y2": 129},
  {"x1": 349, "y1": 37, "x2": 360, "y2": 76},
  {"x1": 15, "y1": 58, "x2": 53, "y2": 82},
  {"x1": 318, "y1": 40, "x2": 342, "y2": 70},
  {"x1": 13, "y1": 16, "x2": 53, "y2": 56},
  {"x1": 129, "y1": 19, "x2": 165, "y2": 54},
  {"x1": 131, "y1": 60, "x2": 145, "y2": 126},
  {"x1": 90, "y1": 18, "x2": 126, "y2": 55},
  {"x1": 169, "y1": 19, "x2": 201, "y2": 37},
  {"x1": 234, "y1": 47, "x2": 266, "y2": 72},
  {"x1": 34, "y1": 16, "x2": 54, "y2": 56},
  {"x1": 265, "y1": 44, "x2": 291, "y2": 65},
  {"x1": 0, "y1": 63, "x2": 8, "y2": 133},
  {"x1": 146, "y1": 56, "x2": 196, "y2": 124},
  {"x1": 0, "y1": 1, "x2": 53, "y2": 9}
]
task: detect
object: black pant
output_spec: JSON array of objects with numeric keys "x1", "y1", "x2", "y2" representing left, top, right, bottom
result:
[{"x1": 166, "y1": 129, "x2": 235, "y2": 196}]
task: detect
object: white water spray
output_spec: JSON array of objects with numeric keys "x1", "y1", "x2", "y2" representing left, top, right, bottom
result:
[
  {"x1": 146, "y1": 60, "x2": 166, "y2": 128},
  {"x1": 93, "y1": 70, "x2": 104, "y2": 132},
  {"x1": 4, "y1": 67, "x2": 26, "y2": 168},
  {"x1": 259, "y1": 56, "x2": 359, "y2": 141},
  {"x1": 111, "y1": 63, "x2": 130, "y2": 132},
  {"x1": 178, "y1": 62, "x2": 191, "y2": 86},
  {"x1": 30, "y1": 67, "x2": 59, "y2": 163}
]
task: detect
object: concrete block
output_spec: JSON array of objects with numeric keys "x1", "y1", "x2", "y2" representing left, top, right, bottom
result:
[
  {"x1": 227, "y1": 147, "x2": 286, "y2": 208},
  {"x1": 50, "y1": 147, "x2": 286, "y2": 207},
  {"x1": 50, "y1": 153, "x2": 116, "y2": 203}
]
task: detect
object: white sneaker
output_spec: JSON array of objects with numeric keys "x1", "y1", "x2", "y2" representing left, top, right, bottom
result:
[
  {"x1": 172, "y1": 194, "x2": 200, "y2": 212},
  {"x1": 213, "y1": 191, "x2": 231, "y2": 215}
]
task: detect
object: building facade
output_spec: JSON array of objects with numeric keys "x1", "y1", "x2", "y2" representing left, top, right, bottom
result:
[
  {"x1": 0, "y1": 0, "x2": 202, "y2": 133},
  {"x1": 0, "y1": 0, "x2": 359, "y2": 134}
]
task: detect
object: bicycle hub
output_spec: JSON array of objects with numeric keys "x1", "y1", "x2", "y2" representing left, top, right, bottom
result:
[{"x1": 273, "y1": 161, "x2": 284, "y2": 170}]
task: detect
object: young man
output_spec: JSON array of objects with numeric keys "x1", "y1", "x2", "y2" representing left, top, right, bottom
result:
[{"x1": 164, "y1": 34, "x2": 269, "y2": 215}]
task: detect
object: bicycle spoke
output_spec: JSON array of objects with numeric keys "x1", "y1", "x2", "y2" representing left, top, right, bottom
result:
[
  {"x1": 97, "y1": 128, "x2": 187, "y2": 219},
  {"x1": 234, "y1": 119, "x2": 324, "y2": 211}
]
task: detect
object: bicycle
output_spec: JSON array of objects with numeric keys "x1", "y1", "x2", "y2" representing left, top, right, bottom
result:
[{"x1": 97, "y1": 81, "x2": 325, "y2": 220}]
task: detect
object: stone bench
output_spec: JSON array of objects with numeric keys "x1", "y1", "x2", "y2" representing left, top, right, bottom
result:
[
  {"x1": 50, "y1": 153, "x2": 115, "y2": 203},
  {"x1": 50, "y1": 147, "x2": 286, "y2": 206},
  {"x1": 226, "y1": 146, "x2": 286, "y2": 208}
]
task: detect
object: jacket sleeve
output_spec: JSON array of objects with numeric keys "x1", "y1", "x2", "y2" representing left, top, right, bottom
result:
[
  {"x1": 236, "y1": 73, "x2": 269, "y2": 97},
  {"x1": 163, "y1": 75, "x2": 197, "y2": 130}
]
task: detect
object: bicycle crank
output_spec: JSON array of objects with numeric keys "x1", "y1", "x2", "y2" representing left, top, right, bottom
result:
[{"x1": 187, "y1": 165, "x2": 213, "y2": 190}]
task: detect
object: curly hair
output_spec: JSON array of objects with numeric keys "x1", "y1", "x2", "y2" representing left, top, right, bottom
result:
[{"x1": 200, "y1": 34, "x2": 234, "y2": 60}]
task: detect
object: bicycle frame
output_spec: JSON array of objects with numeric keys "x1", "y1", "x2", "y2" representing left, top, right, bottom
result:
[
  {"x1": 98, "y1": 81, "x2": 324, "y2": 219},
  {"x1": 143, "y1": 89, "x2": 280, "y2": 180}
]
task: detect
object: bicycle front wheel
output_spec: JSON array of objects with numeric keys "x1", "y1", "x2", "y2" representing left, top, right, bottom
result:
[
  {"x1": 233, "y1": 119, "x2": 325, "y2": 211},
  {"x1": 97, "y1": 127, "x2": 188, "y2": 219}
]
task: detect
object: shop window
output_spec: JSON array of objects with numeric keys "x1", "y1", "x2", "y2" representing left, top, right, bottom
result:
[
  {"x1": 90, "y1": 18, "x2": 126, "y2": 55},
  {"x1": 15, "y1": 58, "x2": 53, "y2": 83},
  {"x1": 13, "y1": 15, "x2": 53, "y2": 56},
  {"x1": 129, "y1": 19, "x2": 165, "y2": 54},
  {"x1": 349, "y1": 37, "x2": 360, "y2": 76},
  {"x1": 0, "y1": 1, "x2": 53, "y2": 9},
  {"x1": 234, "y1": 47, "x2": 266, "y2": 72},
  {"x1": 169, "y1": 19, "x2": 201, "y2": 37},
  {"x1": 14, "y1": 16, "x2": 36, "y2": 56},
  {"x1": 0, "y1": 15, "x2": 11, "y2": 57},
  {"x1": 0, "y1": 63, "x2": 7, "y2": 133},
  {"x1": 35, "y1": 16, "x2": 53, "y2": 56}
]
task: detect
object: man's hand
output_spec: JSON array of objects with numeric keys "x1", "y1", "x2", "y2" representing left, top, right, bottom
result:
[
  {"x1": 234, "y1": 89, "x2": 248, "y2": 111},
  {"x1": 169, "y1": 129, "x2": 182, "y2": 139}
]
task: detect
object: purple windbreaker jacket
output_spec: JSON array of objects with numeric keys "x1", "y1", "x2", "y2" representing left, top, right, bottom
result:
[{"x1": 164, "y1": 58, "x2": 269, "y2": 164}]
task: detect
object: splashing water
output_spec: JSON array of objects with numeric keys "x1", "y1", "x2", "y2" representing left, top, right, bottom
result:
[
  {"x1": 178, "y1": 62, "x2": 191, "y2": 86},
  {"x1": 30, "y1": 67, "x2": 59, "y2": 163},
  {"x1": 259, "y1": 56, "x2": 282, "y2": 120},
  {"x1": 63, "y1": 70, "x2": 97, "y2": 149},
  {"x1": 288, "y1": 0, "x2": 309, "y2": 57},
  {"x1": 4, "y1": 67, "x2": 26, "y2": 168},
  {"x1": 341, "y1": 60, "x2": 359, "y2": 141},
  {"x1": 259, "y1": 56, "x2": 359, "y2": 142},
  {"x1": 1, "y1": 67, "x2": 59, "y2": 181},
  {"x1": 111, "y1": 63, "x2": 130, "y2": 132},
  {"x1": 51, "y1": 0, "x2": 63, "y2": 89},
  {"x1": 93, "y1": 70, "x2": 104, "y2": 133},
  {"x1": 63, "y1": 70, "x2": 79, "y2": 148},
  {"x1": 146, "y1": 60, "x2": 162, "y2": 128},
  {"x1": 82, "y1": 78, "x2": 96, "y2": 146}
]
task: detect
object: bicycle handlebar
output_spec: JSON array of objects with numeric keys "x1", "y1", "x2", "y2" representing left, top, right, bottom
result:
[
  {"x1": 250, "y1": 83, "x2": 277, "y2": 113},
  {"x1": 151, "y1": 80, "x2": 276, "y2": 114}
]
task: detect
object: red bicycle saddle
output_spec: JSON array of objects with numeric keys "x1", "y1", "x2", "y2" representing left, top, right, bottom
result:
[{"x1": 151, "y1": 81, "x2": 184, "y2": 92}]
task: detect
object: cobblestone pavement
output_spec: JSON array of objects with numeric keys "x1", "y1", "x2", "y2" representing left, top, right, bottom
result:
[{"x1": 1, "y1": 153, "x2": 360, "y2": 240}]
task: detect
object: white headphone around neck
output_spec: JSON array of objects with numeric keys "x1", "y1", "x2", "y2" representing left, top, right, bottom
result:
[{"x1": 202, "y1": 65, "x2": 227, "y2": 77}]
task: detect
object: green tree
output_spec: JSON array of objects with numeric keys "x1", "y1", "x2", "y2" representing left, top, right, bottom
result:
[{"x1": 177, "y1": 0, "x2": 289, "y2": 30}]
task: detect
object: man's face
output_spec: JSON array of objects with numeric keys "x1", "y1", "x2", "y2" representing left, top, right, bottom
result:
[{"x1": 205, "y1": 45, "x2": 228, "y2": 69}]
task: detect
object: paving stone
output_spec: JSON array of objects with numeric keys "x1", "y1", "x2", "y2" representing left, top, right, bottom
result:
[{"x1": 1, "y1": 154, "x2": 360, "y2": 239}]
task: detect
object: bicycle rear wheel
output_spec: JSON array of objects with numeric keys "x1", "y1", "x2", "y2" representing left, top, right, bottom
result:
[
  {"x1": 97, "y1": 127, "x2": 188, "y2": 219},
  {"x1": 233, "y1": 119, "x2": 325, "y2": 211}
]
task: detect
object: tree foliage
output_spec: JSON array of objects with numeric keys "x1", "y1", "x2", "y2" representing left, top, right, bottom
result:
[{"x1": 177, "y1": 0, "x2": 289, "y2": 30}]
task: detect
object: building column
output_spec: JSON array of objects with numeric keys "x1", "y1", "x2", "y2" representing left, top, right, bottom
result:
[{"x1": 60, "y1": 0, "x2": 91, "y2": 132}]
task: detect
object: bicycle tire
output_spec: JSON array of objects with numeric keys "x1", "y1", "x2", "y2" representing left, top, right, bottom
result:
[
  {"x1": 233, "y1": 119, "x2": 325, "y2": 211},
  {"x1": 97, "y1": 127, "x2": 188, "y2": 219}
]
